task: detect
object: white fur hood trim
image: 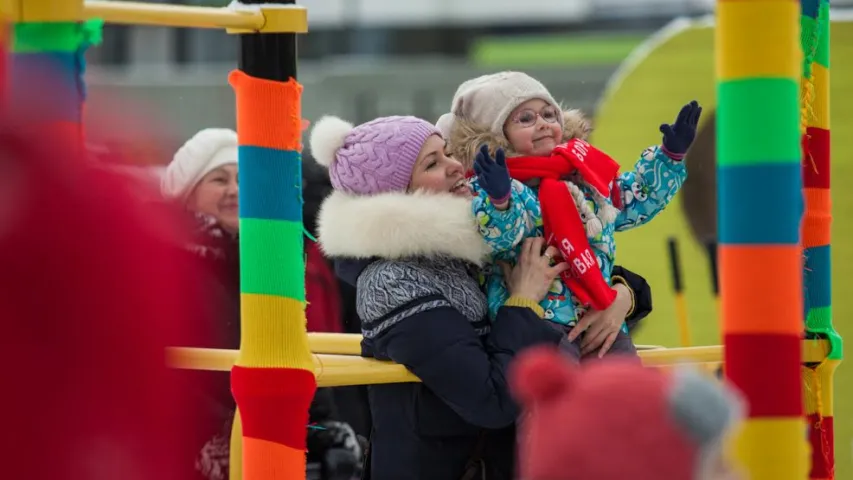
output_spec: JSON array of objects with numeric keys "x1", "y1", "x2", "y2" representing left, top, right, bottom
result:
[{"x1": 317, "y1": 190, "x2": 492, "y2": 266}]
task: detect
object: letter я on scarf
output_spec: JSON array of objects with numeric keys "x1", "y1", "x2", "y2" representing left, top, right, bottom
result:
[{"x1": 507, "y1": 139, "x2": 622, "y2": 310}]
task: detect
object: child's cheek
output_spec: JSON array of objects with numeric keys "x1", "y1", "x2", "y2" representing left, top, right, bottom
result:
[
  {"x1": 552, "y1": 124, "x2": 564, "y2": 141},
  {"x1": 511, "y1": 137, "x2": 535, "y2": 156}
]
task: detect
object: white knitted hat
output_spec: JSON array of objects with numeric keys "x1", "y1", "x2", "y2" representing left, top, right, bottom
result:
[
  {"x1": 161, "y1": 128, "x2": 238, "y2": 200},
  {"x1": 437, "y1": 71, "x2": 562, "y2": 138}
]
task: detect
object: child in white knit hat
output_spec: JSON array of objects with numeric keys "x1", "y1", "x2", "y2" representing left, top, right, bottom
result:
[
  {"x1": 438, "y1": 71, "x2": 701, "y2": 359},
  {"x1": 161, "y1": 128, "x2": 239, "y2": 233}
]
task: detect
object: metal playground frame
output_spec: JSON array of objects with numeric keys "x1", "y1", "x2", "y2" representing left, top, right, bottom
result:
[{"x1": 1, "y1": 0, "x2": 841, "y2": 479}]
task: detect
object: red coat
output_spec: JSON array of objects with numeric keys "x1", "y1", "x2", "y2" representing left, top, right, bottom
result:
[
  {"x1": 305, "y1": 241, "x2": 343, "y2": 333},
  {"x1": 0, "y1": 127, "x2": 206, "y2": 479}
]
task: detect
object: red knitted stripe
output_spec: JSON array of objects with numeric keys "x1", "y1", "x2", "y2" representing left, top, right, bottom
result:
[
  {"x1": 231, "y1": 366, "x2": 317, "y2": 449},
  {"x1": 807, "y1": 413, "x2": 834, "y2": 479},
  {"x1": 803, "y1": 127, "x2": 829, "y2": 189},
  {"x1": 724, "y1": 333, "x2": 803, "y2": 417}
]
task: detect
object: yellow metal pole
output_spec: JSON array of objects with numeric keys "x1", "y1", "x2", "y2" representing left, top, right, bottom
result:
[
  {"x1": 82, "y1": 0, "x2": 307, "y2": 32},
  {"x1": 667, "y1": 237, "x2": 692, "y2": 346}
]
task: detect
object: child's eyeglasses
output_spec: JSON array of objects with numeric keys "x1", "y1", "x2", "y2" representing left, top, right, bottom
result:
[{"x1": 511, "y1": 107, "x2": 560, "y2": 128}]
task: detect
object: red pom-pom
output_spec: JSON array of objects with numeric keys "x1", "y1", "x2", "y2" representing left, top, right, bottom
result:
[{"x1": 510, "y1": 346, "x2": 577, "y2": 406}]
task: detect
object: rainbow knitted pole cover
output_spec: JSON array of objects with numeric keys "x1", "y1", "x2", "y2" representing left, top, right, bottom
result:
[
  {"x1": 717, "y1": 1, "x2": 807, "y2": 478},
  {"x1": 1, "y1": 12, "x2": 8, "y2": 105},
  {"x1": 7, "y1": 0, "x2": 101, "y2": 148},
  {"x1": 800, "y1": 1, "x2": 841, "y2": 478},
  {"x1": 229, "y1": 1, "x2": 316, "y2": 478}
]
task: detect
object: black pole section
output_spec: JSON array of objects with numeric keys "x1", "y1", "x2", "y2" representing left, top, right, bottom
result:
[
  {"x1": 238, "y1": 0, "x2": 297, "y2": 81},
  {"x1": 706, "y1": 241, "x2": 719, "y2": 296},
  {"x1": 667, "y1": 237, "x2": 683, "y2": 294}
]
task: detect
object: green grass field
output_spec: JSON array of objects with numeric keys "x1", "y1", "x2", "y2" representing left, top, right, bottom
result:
[
  {"x1": 471, "y1": 33, "x2": 646, "y2": 66},
  {"x1": 477, "y1": 24, "x2": 853, "y2": 477}
]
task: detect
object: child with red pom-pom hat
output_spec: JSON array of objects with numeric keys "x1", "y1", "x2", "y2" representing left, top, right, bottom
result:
[{"x1": 511, "y1": 347, "x2": 745, "y2": 480}]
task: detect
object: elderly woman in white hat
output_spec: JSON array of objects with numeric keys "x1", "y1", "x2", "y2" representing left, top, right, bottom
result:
[{"x1": 162, "y1": 128, "x2": 239, "y2": 234}]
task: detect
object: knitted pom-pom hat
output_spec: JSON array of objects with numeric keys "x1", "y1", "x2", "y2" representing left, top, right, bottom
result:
[
  {"x1": 309, "y1": 115, "x2": 440, "y2": 196},
  {"x1": 511, "y1": 347, "x2": 745, "y2": 480},
  {"x1": 436, "y1": 71, "x2": 562, "y2": 140}
]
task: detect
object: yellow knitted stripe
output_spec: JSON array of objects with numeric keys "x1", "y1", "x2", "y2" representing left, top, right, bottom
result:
[
  {"x1": 809, "y1": 64, "x2": 829, "y2": 129},
  {"x1": 236, "y1": 293, "x2": 314, "y2": 371},
  {"x1": 731, "y1": 417, "x2": 809, "y2": 479}
]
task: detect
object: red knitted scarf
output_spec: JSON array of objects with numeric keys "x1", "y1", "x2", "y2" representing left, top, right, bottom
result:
[{"x1": 507, "y1": 140, "x2": 621, "y2": 310}]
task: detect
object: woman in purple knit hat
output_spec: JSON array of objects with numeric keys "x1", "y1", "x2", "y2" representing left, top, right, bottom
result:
[{"x1": 312, "y1": 114, "x2": 568, "y2": 480}]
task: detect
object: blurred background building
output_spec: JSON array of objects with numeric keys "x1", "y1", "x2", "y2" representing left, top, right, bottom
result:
[
  {"x1": 83, "y1": 0, "x2": 735, "y2": 148},
  {"x1": 86, "y1": 0, "x2": 853, "y2": 146}
]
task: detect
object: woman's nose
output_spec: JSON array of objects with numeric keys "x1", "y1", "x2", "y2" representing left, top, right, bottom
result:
[{"x1": 446, "y1": 161, "x2": 463, "y2": 177}]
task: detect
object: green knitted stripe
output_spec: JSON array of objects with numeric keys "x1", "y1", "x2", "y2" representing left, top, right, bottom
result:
[
  {"x1": 12, "y1": 20, "x2": 104, "y2": 53},
  {"x1": 717, "y1": 78, "x2": 800, "y2": 167},
  {"x1": 800, "y1": 15, "x2": 819, "y2": 77},
  {"x1": 813, "y1": 0, "x2": 830, "y2": 69},
  {"x1": 239, "y1": 218, "x2": 305, "y2": 302}
]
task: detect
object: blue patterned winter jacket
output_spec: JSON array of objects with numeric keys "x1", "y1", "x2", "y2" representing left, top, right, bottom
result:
[{"x1": 472, "y1": 145, "x2": 687, "y2": 327}]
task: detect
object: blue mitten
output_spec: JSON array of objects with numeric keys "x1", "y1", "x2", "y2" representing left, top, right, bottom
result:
[
  {"x1": 473, "y1": 144, "x2": 512, "y2": 203},
  {"x1": 660, "y1": 100, "x2": 702, "y2": 160}
]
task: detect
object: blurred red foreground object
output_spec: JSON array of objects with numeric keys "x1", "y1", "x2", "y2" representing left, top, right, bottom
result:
[{"x1": 0, "y1": 119, "x2": 207, "y2": 479}]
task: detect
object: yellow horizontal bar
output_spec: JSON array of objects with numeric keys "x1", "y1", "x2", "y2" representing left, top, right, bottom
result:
[
  {"x1": 82, "y1": 1, "x2": 307, "y2": 33},
  {"x1": 307, "y1": 332, "x2": 667, "y2": 356},
  {"x1": 655, "y1": 361, "x2": 721, "y2": 376},
  {"x1": 635, "y1": 345, "x2": 723, "y2": 365},
  {"x1": 309, "y1": 333, "x2": 363, "y2": 355},
  {"x1": 166, "y1": 348, "x2": 418, "y2": 387},
  {"x1": 167, "y1": 339, "x2": 829, "y2": 387}
]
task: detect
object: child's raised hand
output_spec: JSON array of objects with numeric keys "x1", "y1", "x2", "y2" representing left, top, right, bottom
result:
[
  {"x1": 660, "y1": 100, "x2": 702, "y2": 160},
  {"x1": 473, "y1": 144, "x2": 512, "y2": 204}
]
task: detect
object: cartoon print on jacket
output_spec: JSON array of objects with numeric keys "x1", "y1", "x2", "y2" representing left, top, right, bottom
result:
[{"x1": 472, "y1": 145, "x2": 686, "y2": 327}]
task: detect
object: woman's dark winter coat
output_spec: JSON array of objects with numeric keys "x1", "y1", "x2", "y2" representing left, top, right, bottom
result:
[{"x1": 317, "y1": 189, "x2": 566, "y2": 480}]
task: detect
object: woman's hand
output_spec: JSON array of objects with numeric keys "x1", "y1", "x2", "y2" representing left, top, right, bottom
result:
[
  {"x1": 568, "y1": 283, "x2": 632, "y2": 357},
  {"x1": 499, "y1": 237, "x2": 568, "y2": 303}
]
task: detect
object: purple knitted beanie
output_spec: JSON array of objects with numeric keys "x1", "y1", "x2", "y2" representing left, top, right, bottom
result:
[{"x1": 309, "y1": 115, "x2": 440, "y2": 195}]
